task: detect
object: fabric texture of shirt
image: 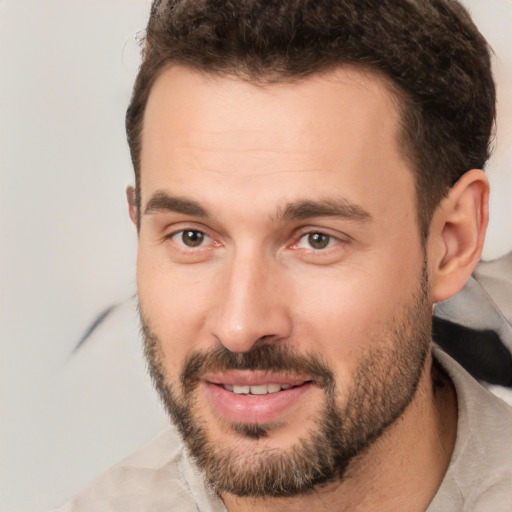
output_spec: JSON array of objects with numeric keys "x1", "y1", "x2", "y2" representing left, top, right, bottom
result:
[{"x1": 54, "y1": 348, "x2": 512, "y2": 512}]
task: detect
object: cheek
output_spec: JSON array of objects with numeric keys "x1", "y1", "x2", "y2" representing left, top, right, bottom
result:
[
  {"x1": 137, "y1": 255, "x2": 214, "y2": 376},
  {"x1": 292, "y1": 282, "x2": 382, "y2": 377},
  {"x1": 291, "y1": 255, "x2": 421, "y2": 375}
]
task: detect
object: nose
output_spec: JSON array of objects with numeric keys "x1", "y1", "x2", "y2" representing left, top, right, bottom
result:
[{"x1": 212, "y1": 250, "x2": 292, "y2": 353}]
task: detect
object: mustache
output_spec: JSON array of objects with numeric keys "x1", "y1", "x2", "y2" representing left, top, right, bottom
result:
[{"x1": 180, "y1": 343, "x2": 335, "y2": 393}]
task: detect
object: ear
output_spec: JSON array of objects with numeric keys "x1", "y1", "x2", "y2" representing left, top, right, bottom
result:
[
  {"x1": 126, "y1": 185, "x2": 138, "y2": 226},
  {"x1": 427, "y1": 169, "x2": 489, "y2": 303}
]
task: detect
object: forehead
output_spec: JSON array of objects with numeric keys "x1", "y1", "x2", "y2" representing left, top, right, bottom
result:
[
  {"x1": 142, "y1": 65, "x2": 402, "y2": 157},
  {"x1": 139, "y1": 65, "x2": 415, "y2": 224}
]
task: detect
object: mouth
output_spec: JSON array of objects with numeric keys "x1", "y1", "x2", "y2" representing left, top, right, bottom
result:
[
  {"x1": 220, "y1": 382, "x2": 306, "y2": 395},
  {"x1": 202, "y1": 372, "x2": 316, "y2": 425}
]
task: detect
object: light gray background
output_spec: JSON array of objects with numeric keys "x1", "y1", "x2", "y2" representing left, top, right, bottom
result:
[{"x1": 0, "y1": 1, "x2": 510, "y2": 510}]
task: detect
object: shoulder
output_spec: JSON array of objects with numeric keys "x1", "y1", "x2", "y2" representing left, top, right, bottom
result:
[
  {"x1": 429, "y1": 348, "x2": 512, "y2": 512},
  {"x1": 435, "y1": 347, "x2": 512, "y2": 440},
  {"x1": 52, "y1": 428, "x2": 224, "y2": 512}
]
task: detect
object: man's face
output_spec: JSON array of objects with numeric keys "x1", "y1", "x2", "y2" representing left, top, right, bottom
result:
[{"x1": 136, "y1": 66, "x2": 432, "y2": 496}]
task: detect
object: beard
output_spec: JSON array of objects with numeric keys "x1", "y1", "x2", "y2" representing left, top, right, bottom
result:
[{"x1": 141, "y1": 266, "x2": 431, "y2": 498}]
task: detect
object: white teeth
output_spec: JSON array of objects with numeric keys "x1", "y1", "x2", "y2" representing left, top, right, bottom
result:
[
  {"x1": 250, "y1": 384, "x2": 268, "y2": 395},
  {"x1": 224, "y1": 383, "x2": 294, "y2": 395},
  {"x1": 233, "y1": 385, "x2": 250, "y2": 394}
]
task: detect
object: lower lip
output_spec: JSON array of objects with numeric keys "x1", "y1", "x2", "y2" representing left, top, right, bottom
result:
[{"x1": 203, "y1": 381, "x2": 314, "y2": 424}]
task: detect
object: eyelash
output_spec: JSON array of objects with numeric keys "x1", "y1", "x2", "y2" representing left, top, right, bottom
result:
[
  {"x1": 166, "y1": 227, "x2": 344, "y2": 255},
  {"x1": 167, "y1": 229, "x2": 215, "y2": 249},
  {"x1": 292, "y1": 231, "x2": 340, "y2": 251}
]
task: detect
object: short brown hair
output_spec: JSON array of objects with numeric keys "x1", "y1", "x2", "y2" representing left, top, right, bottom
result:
[{"x1": 126, "y1": 0, "x2": 495, "y2": 237}]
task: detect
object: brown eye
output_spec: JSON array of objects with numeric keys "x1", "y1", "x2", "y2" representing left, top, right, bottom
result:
[
  {"x1": 170, "y1": 229, "x2": 210, "y2": 248},
  {"x1": 306, "y1": 233, "x2": 332, "y2": 250},
  {"x1": 181, "y1": 230, "x2": 205, "y2": 247}
]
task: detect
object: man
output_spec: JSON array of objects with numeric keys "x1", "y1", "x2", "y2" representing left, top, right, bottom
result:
[{"x1": 57, "y1": 0, "x2": 512, "y2": 510}]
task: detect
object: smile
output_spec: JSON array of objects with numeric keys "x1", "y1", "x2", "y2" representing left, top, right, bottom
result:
[
  {"x1": 222, "y1": 383, "x2": 296, "y2": 394},
  {"x1": 203, "y1": 374, "x2": 315, "y2": 424}
]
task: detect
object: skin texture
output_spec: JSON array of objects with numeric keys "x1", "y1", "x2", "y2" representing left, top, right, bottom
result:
[{"x1": 131, "y1": 66, "x2": 488, "y2": 511}]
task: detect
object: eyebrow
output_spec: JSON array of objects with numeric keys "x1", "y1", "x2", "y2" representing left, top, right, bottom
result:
[
  {"x1": 143, "y1": 191, "x2": 371, "y2": 224},
  {"x1": 144, "y1": 191, "x2": 210, "y2": 217},
  {"x1": 278, "y1": 198, "x2": 372, "y2": 223}
]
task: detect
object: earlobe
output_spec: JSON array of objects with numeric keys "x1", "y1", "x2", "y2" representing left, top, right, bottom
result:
[
  {"x1": 126, "y1": 185, "x2": 138, "y2": 226},
  {"x1": 428, "y1": 169, "x2": 489, "y2": 303}
]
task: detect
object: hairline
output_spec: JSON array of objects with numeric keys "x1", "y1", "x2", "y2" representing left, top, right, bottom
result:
[{"x1": 133, "y1": 61, "x2": 430, "y2": 241}]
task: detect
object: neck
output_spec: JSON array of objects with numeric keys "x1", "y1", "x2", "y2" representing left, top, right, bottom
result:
[{"x1": 222, "y1": 350, "x2": 457, "y2": 512}]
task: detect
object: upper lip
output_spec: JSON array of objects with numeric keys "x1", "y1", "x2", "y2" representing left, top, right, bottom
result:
[{"x1": 204, "y1": 370, "x2": 312, "y2": 387}]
